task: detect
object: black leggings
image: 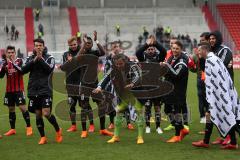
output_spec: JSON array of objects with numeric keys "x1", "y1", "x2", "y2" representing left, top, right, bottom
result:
[
  {"x1": 165, "y1": 104, "x2": 184, "y2": 136},
  {"x1": 204, "y1": 121, "x2": 238, "y2": 145},
  {"x1": 145, "y1": 103, "x2": 161, "y2": 128}
]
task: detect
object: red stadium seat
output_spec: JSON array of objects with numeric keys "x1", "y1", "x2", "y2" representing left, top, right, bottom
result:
[{"x1": 217, "y1": 4, "x2": 240, "y2": 50}]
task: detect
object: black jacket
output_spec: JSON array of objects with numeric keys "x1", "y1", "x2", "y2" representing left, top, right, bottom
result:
[
  {"x1": 136, "y1": 42, "x2": 166, "y2": 63},
  {"x1": 61, "y1": 46, "x2": 81, "y2": 86},
  {"x1": 210, "y1": 31, "x2": 234, "y2": 80},
  {"x1": 135, "y1": 42, "x2": 167, "y2": 100},
  {"x1": 60, "y1": 48, "x2": 105, "y2": 97},
  {"x1": 163, "y1": 53, "x2": 189, "y2": 105},
  {"x1": 80, "y1": 49, "x2": 104, "y2": 88},
  {"x1": 14, "y1": 48, "x2": 55, "y2": 97}
]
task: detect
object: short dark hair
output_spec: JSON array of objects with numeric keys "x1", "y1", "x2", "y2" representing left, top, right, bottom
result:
[
  {"x1": 111, "y1": 41, "x2": 121, "y2": 46},
  {"x1": 170, "y1": 36, "x2": 178, "y2": 40},
  {"x1": 86, "y1": 36, "x2": 92, "y2": 42},
  {"x1": 174, "y1": 40, "x2": 183, "y2": 49},
  {"x1": 200, "y1": 32, "x2": 210, "y2": 40},
  {"x1": 198, "y1": 42, "x2": 211, "y2": 51},
  {"x1": 6, "y1": 45, "x2": 15, "y2": 51},
  {"x1": 33, "y1": 38, "x2": 45, "y2": 46},
  {"x1": 112, "y1": 53, "x2": 128, "y2": 63}
]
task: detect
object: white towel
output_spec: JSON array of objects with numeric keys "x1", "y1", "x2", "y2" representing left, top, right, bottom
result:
[{"x1": 205, "y1": 52, "x2": 240, "y2": 137}]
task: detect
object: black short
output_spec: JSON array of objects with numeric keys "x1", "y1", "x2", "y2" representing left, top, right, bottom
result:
[
  {"x1": 4, "y1": 92, "x2": 26, "y2": 107},
  {"x1": 68, "y1": 96, "x2": 84, "y2": 107},
  {"x1": 92, "y1": 96, "x2": 101, "y2": 103},
  {"x1": 139, "y1": 97, "x2": 162, "y2": 106},
  {"x1": 78, "y1": 93, "x2": 101, "y2": 104},
  {"x1": 150, "y1": 97, "x2": 162, "y2": 106},
  {"x1": 28, "y1": 96, "x2": 52, "y2": 113}
]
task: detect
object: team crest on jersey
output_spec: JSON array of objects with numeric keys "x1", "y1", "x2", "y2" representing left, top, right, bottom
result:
[
  {"x1": 7, "y1": 68, "x2": 17, "y2": 75},
  {"x1": 29, "y1": 100, "x2": 33, "y2": 107},
  {"x1": 4, "y1": 97, "x2": 8, "y2": 104},
  {"x1": 46, "y1": 98, "x2": 49, "y2": 106},
  {"x1": 19, "y1": 97, "x2": 22, "y2": 103}
]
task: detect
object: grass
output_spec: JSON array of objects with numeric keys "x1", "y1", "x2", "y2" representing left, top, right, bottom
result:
[{"x1": 0, "y1": 71, "x2": 240, "y2": 160}]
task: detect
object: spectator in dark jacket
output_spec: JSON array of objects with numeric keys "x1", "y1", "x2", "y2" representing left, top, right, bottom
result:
[
  {"x1": 38, "y1": 23, "x2": 44, "y2": 35},
  {"x1": 4, "y1": 25, "x2": 9, "y2": 37},
  {"x1": 14, "y1": 30, "x2": 19, "y2": 40},
  {"x1": 143, "y1": 26, "x2": 149, "y2": 42},
  {"x1": 11, "y1": 24, "x2": 15, "y2": 40}
]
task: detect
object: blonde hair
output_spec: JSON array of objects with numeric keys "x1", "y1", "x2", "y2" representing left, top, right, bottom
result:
[{"x1": 68, "y1": 36, "x2": 77, "y2": 44}]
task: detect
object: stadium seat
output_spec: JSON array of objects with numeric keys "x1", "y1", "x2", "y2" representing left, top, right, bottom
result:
[{"x1": 217, "y1": 4, "x2": 240, "y2": 51}]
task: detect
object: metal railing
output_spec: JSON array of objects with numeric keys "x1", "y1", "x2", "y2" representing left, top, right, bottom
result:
[{"x1": 49, "y1": 1, "x2": 57, "y2": 51}]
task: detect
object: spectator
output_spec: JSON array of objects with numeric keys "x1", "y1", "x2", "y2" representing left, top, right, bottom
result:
[
  {"x1": 76, "y1": 31, "x2": 82, "y2": 45},
  {"x1": 164, "y1": 26, "x2": 172, "y2": 38},
  {"x1": 186, "y1": 34, "x2": 190, "y2": 41},
  {"x1": 177, "y1": 34, "x2": 181, "y2": 40},
  {"x1": 115, "y1": 24, "x2": 120, "y2": 36},
  {"x1": 155, "y1": 26, "x2": 164, "y2": 42},
  {"x1": 204, "y1": 0, "x2": 208, "y2": 6},
  {"x1": 104, "y1": 33, "x2": 109, "y2": 46},
  {"x1": 193, "y1": 0, "x2": 197, "y2": 7},
  {"x1": 11, "y1": 24, "x2": 15, "y2": 40},
  {"x1": 37, "y1": 31, "x2": 43, "y2": 38},
  {"x1": 38, "y1": 23, "x2": 44, "y2": 35},
  {"x1": 186, "y1": 34, "x2": 192, "y2": 47},
  {"x1": 138, "y1": 35, "x2": 143, "y2": 44},
  {"x1": 34, "y1": 8, "x2": 40, "y2": 21},
  {"x1": 14, "y1": 30, "x2": 19, "y2": 40},
  {"x1": 141, "y1": 27, "x2": 195, "y2": 54},
  {"x1": 4, "y1": 25, "x2": 9, "y2": 37},
  {"x1": 143, "y1": 26, "x2": 149, "y2": 42},
  {"x1": 181, "y1": 34, "x2": 185, "y2": 40},
  {"x1": 193, "y1": 38, "x2": 198, "y2": 48}
]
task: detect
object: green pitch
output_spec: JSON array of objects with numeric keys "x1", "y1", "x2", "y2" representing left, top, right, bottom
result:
[{"x1": 0, "y1": 71, "x2": 240, "y2": 160}]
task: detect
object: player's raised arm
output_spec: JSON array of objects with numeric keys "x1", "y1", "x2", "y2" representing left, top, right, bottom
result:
[{"x1": 94, "y1": 31, "x2": 106, "y2": 56}]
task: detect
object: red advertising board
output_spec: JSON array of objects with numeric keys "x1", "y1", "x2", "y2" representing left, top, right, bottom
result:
[
  {"x1": 0, "y1": 49, "x2": 5, "y2": 58},
  {"x1": 233, "y1": 54, "x2": 240, "y2": 69}
]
